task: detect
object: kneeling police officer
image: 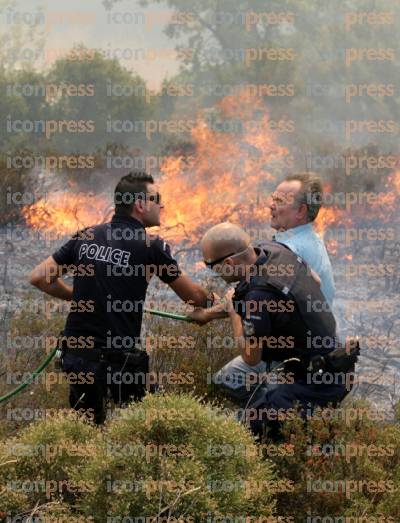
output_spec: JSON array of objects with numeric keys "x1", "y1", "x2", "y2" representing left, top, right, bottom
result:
[
  {"x1": 29, "y1": 172, "x2": 209, "y2": 424},
  {"x1": 190, "y1": 222, "x2": 359, "y2": 439}
]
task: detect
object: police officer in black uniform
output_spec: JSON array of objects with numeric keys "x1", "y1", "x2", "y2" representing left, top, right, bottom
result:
[
  {"x1": 190, "y1": 222, "x2": 357, "y2": 439},
  {"x1": 29, "y1": 172, "x2": 209, "y2": 424}
]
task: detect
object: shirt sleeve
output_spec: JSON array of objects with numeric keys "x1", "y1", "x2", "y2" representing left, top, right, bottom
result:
[
  {"x1": 242, "y1": 289, "x2": 272, "y2": 339},
  {"x1": 150, "y1": 236, "x2": 182, "y2": 284},
  {"x1": 242, "y1": 289, "x2": 298, "y2": 362},
  {"x1": 52, "y1": 236, "x2": 78, "y2": 266}
]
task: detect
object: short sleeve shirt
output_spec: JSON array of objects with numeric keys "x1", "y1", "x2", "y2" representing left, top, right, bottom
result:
[{"x1": 52, "y1": 214, "x2": 181, "y2": 350}]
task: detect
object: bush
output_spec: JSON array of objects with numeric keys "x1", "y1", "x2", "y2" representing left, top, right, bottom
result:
[
  {"x1": 0, "y1": 411, "x2": 97, "y2": 516},
  {"x1": 0, "y1": 394, "x2": 277, "y2": 522},
  {"x1": 0, "y1": 160, "x2": 28, "y2": 225},
  {"x1": 73, "y1": 393, "x2": 277, "y2": 521},
  {"x1": 270, "y1": 400, "x2": 400, "y2": 522}
]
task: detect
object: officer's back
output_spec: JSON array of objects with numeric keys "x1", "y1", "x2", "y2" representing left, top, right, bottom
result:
[
  {"x1": 52, "y1": 214, "x2": 180, "y2": 350},
  {"x1": 29, "y1": 171, "x2": 208, "y2": 423}
]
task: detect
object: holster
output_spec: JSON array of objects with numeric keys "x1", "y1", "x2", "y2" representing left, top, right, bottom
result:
[
  {"x1": 309, "y1": 337, "x2": 360, "y2": 374},
  {"x1": 281, "y1": 358, "x2": 308, "y2": 381},
  {"x1": 105, "y1": 349, "x2": 149, "y2": 369},
  {"x1": 279, "y1": 338, "x2": 360, "y2": 382}
]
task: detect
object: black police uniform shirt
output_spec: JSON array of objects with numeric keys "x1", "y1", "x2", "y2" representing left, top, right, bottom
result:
[
  {"x1": 52, "y1": 214, "x2": 181, "y2": 350},
  {"x1": 232, "y1": 251, "x2": 311, "y2": 364}
]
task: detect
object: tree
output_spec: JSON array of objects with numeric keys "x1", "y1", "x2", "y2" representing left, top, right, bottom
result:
[
  {"x1": 104, "y1": 0, "x2": 400, "y2": 152},
  {"x1": 46, "y1": 45, "x2": 154, "y2": 154}
]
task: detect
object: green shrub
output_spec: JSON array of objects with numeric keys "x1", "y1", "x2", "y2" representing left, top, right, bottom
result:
[
  {"x1": 74, "y1": 393, "x2": 277, "y2": 521},
  {"x1": 0, "y1": 158, "x2": 29, "y2": 225},
  {"x1": 0, "y1": 394, "x2": 277, "y2": 522},
  {"x1": 0, "y1": 411, "x2": 97, "y2": 516}
]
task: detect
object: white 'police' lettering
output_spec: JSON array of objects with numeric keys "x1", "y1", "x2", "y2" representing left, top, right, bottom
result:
[{"x1": 78, "y1": 243, "x2": 131, "y2": 267}]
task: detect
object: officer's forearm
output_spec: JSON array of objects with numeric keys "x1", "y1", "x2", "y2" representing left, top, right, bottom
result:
[
  {"x1": 229, "y1": 310, "x2": 246, "y2": 358},
  {"x1": 203, "y1": 302, "x2": 229, "y2": 321},
  {"x1": 229, "y1": 313, "x2": 262, "y2": 365},
  {"x1": 34, "y1": 278, "x2": 73, "y2": 301},
  {"x1": 229, "y1": 309, "x2": 243, "y2": 338},
  {"x1": 169, "y1": 274, "x2": 208, "y2": 307},
  {"x1": 190, "y1": 284, "x2": 208, "y2": 307}
]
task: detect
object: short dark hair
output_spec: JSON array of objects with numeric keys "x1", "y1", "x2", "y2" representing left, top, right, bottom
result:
[
  {"x1": 284, "y1": 172, "x2": 323, "y2": 222},
  {"x1": 114, "y1": 171, "x2": 154, "y2": 216}
]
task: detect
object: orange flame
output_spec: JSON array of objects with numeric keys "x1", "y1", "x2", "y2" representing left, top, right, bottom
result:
[
  {"x1": 158, "y1": 90, "x2": 289, "y2": 245},
  {"x1": 22, "y1": 95, "x2": 400, "y2": 261},
  {"x1": 23, "y1": 192, "x2": 112, "y2": 235},
  {"x1": 314, "y1": 207, "x2": 340, "y2": 236},
  {"x1": 386, "y1": 170, "x2": 400, "y2": 193}
]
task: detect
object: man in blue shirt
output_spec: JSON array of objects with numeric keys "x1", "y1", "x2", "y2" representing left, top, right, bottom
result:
[{"x1": 269, "y1": 173, "x2": 335, "y2": 306}]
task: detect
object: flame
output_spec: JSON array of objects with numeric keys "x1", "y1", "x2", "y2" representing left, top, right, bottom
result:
[
  {"x1": 158, "y1": 90, "x2": 289, "y2": 245},
  {"x1": 393, "y1": 171, "x2": 400, "y2": 193},
  {"x1": 314, "y1": 207, "x2": 340, "y2": 236},
  {"x1": 23, "y1": 192, "x2": 112, "y2": 235},
  {"x1": 21, "y1": 93, "x2": 400, "y2": 264},
  {"x1": 386, "y1": 170, "x2": 400, "y2": 193}
]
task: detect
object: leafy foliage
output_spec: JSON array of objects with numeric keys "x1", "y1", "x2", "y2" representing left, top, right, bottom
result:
[{"x1": 0, "y1": 394, "x2": 277, "y2": 521}]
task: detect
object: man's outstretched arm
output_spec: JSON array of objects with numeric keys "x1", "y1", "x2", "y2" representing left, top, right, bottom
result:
[
  {"x1": 29, "y1": 256, "x2": 73, "y2": 301},
  {"x1": 168, "y1": 273, "x2": 209, "y2": 308},
  {"x1": 188, "y1": 302, "x2": 229, "y2": 324},
  {"x1": 188, "y1": 288, "x2": 232, "y2": 325}
]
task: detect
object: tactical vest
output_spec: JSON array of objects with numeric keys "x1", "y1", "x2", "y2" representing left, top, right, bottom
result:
[{"x1": 233, "y1": 241, "x2": 338, "y2": 359}]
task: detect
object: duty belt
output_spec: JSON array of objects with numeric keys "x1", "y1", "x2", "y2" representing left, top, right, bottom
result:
[
  {"x1": 278, "y1": 338, "x2": 361, "y2": 380},
  {"x1": 61, "y1": 347, "x2": 148, "y2": 365}
]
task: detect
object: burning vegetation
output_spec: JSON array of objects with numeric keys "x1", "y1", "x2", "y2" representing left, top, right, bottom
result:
[{"x1": 22, "y1": 93, "x2": 400, "y2": 264}]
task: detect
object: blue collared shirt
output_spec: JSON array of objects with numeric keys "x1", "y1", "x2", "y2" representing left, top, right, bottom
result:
[{"x1": 273, "y1": 223, "x2": 335, "y2": 305}]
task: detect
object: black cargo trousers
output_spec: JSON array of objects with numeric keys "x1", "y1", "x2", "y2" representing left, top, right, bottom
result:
[{"x1": 60, "y1": 342, "x2": 149, "y2": 425}]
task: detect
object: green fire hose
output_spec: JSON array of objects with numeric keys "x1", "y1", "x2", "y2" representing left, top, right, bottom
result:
[
  {"x1": 0, "y1": 308, "x2": 191, "y2": 404},
  {"x1": 143, "y1": 308, "x2": 192, "y2": 322},
  {"x1": 0, "y1": 347, "x2": 59, "y2": 404}
]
